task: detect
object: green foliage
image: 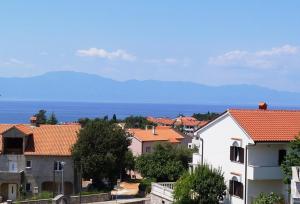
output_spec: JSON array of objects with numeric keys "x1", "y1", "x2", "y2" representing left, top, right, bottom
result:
[
  {"x1": 124, "y1": 116, "x2": 154, "y2": 129},
  {"x1": 281, "y1": 136, "x2": 300, "y2": 184},
  {"x1": 47, "y1": 112, "x2": 58, "y2": 125},
  {"x1": 124, "y1": 150, "x2": 135, "y2": 171},
  {"x1": 253, "y1": 192, "x2": 284, "y2": 204},
  {"x1": 139, "y1": 178, "x2": 155, "y2": 194},
  {"x1": 174, "y1": 164, "x2": 226, "y2": 204},
  {"x1": 71, "y1": 120, "x2": 131, "y2": 187},
  {"x1": 112, "y1": 114, "x2": 117, "y2": 123},
  {"x1": 34, "y1": 109, "x2": 47, "y2": 125},
  {"x1": 135, "y1": 143, "x2": 193, "y2": 182},
  {"x1": 192, "y1": 112, "x2": 220, "y2": 121}
]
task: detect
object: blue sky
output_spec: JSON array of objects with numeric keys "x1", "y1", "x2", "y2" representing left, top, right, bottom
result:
[{"x1": 1, "y1": 1, "x2": 300, "y2": 91}]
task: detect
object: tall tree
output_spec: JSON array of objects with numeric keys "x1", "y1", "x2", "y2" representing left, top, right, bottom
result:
[
  {"x1": 135, "y1": 143, "x2": 192, "y2": 181},
  {"x1": 124, "y1": 116, "x2": 154, "y2": 129},
  {"x1": 47, "y1": 112, "x2": 58, "y2": 124},
  {"x1": 71, "y1": 120, "x2": 131, "y2": 188},
  {"x1": 281, "y1": 136, "x2": 300, "y2": 184},
  {"x1": 34, "y1": 109, "x2": 47, "y2": 126},
  {"x1": 111, "y1": 114, "x2": 117, "y2": 123},
  {"x1": 174, "y1": 164, "x2": 226, "y2": 204}
]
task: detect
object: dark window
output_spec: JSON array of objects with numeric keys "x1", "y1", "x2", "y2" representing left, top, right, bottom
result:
[
  {"x1": 26, "y1": 160, "x2": 32, "y2": 168},
  {"x1": 146, "y1": 147, "x2": 151, "y2": 153},
  {"x1": 278, "y1": 149, "x2": 286, "y2": 165},
  {"x1": 54, "y1": 161, "x2": 62, "y2": 171},
  {"x1": 230, "y1": 146, "x2": 244, "y2": 163},
  {"x1": 229, "y1": 180, "x2": 243, "y2": 199},
  {"x1": 26, "y1": 183, "x2": 31, "y2": 192}
]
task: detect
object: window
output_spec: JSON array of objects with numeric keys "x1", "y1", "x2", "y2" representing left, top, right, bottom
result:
[
  {"x1": 25, "y1": 183, "x2": 31, "y2": 192},
  {"x1": 26, "y1": 160, "x2": 32, "y2": 169},
  {"x1": 230, "y1": 145, "x2": 244, "y2": 163},
  {"x1": 54, "y1": 161, "x2": 63, "y2": 171},
  {"x1": 229, "y1": 179, "x2": 243, "y2": 199},
  {"x1": 145, "y1": 147, "x2": 151, "y2": 153},
  {"x1": 278, "y1": 149, "x2": 286, "y2": 165}
]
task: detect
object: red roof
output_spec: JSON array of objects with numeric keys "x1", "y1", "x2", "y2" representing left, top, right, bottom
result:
[
  {"x1": 0, "y1": 124, "x2": 80, "y2": 156},
  {"x1": 147, "y1": 117, "x2": 174, "y2": 126},
  {"x1": 229, "y1": 109, "x2": 300, "y2": 142},
  {"x1": 174, "y1": 116, "x2": 207, "y2": 127},
  {"x1": 127, "y1": 126, "x2": 184, "y2": 143}
]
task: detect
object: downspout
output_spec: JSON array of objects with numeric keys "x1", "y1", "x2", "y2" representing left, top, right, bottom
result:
[
  {"x1": 244, "y1": 145, "x2": 248, "y2": 204},
  {"x1": 200, "y1": 137, "x2": 204, "y2": 165}
]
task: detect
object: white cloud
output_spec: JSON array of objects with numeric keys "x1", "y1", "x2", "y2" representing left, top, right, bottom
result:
[
  {"x1": 209, "y1": 44, "x2": 299, "y2": 69},
  {"x1": 77, "y1": 48, "x2": 136, "y2": 61},
  {"x1": 1, "y1": 58, "x2": 25, "y2": 66},
  {"x1": 145, "y1": 57, "x2": 190, "y2": 66}
]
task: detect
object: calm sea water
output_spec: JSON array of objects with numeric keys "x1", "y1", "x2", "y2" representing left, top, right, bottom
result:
[{"x1": 0, "y1": 101, "x2": 298, "y2": 123}]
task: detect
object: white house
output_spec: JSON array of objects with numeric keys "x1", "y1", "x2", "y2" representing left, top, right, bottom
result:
[{"x1": 191, "y1": 103, "x2": 299, "y2": 204}]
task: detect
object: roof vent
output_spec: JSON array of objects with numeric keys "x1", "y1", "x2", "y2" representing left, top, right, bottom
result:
[{"x1": 258, "y1": 102, "x2": 268, "y2": 110}]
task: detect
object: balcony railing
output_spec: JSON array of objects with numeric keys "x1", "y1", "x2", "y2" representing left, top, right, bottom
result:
[
  {"x1": 247, "y1": 165, "x2": 283, "y2": 180},
  {"x1": 151, "y1": 182, "x2": 175, "y2": 201},
  {"x1": 0, "y1": 170, "x2": 23, "y2": 183}
]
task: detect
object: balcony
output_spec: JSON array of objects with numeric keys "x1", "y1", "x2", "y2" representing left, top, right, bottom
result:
[
  {"x1": 0, "y1": 171, "x2": 23, "y2": 183},
  {"x1": 151, "y1": 182, "x2": 175, "y2": 202},
  {"x1": 247, "y1": 165, "x2": 283, "y2": 180}
]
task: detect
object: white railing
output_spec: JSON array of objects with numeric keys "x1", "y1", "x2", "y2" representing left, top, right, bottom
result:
[
  {"x1": 151, "y1": 182, "x2": 175, "y2": 201},
  {"x1": 247, "y1": 165, "x2": 283, "y2": 180}
]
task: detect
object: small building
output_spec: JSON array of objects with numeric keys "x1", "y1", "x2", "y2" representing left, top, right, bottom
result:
[
  {"x1": 174, "y1": 116, "x2": 207, "y2": 134},
  {"x1": 191, "y1": 103, "x2": 298, "y2": 203},
  {"x1": 0, "y1": 120, "x2": 81, "y2": 201},
  {"x1": 128, "y1": 126, "x2": 184, "y2": 156}
]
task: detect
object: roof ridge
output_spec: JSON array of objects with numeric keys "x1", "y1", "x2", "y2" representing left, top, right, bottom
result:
[{"x1": 229, "y1": 109, "x2": 300, "y2": 112}]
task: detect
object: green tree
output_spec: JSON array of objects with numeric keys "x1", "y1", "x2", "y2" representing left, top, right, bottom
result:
[
  {"x1": 124, "y1": 116, "x2": 154, "y2": 129},
  {"x1": 174, "y1": 164, "x2": 226, "y2": 204},
  {"x1": 47, "y1": 112, "x2": 58, "y2": 124},
  {"x1": 192, "y1": 112, "x2": 220, "y2": 121},
  {"x1": 34, "y1": 109, "x2": 47, "y2": 126},
  {"x1": 253, "y1": 192, "x2": 284, "y2": 204},
  {"x1": 71, "y1": 120, "x2": 131, "y2": 188},
  {"x1": 135, "y1": 143, "x2": 192, "y2": 181},
  {"x1": 281, "y1": 136, "x2": 300, "y2": 184},
  {"x1": 111, "y1": 114, "x2": 117, "y2": 123}
]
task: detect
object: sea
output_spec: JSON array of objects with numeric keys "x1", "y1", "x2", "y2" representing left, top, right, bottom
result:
[{"x1": 0, "y1": 101, "x2": 299, "y2": 123}]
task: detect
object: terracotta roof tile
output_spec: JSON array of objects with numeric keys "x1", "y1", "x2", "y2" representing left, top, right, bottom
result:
[
  {"x1": 128, "y1": 126, "x2": 184, "y2": 143},
  {"x1": 147, "y1": 117, "x2": 174, "y2": 126},
  {"x1": 229, "y1": 109, "x2": 300, "y2": 142},
  {"x1": 0, "y1": 124, "x2": 80, "y2": 156}
]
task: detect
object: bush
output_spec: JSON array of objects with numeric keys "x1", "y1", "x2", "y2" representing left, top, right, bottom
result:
[
  {"x1": 253, "y1": 192, "x2": 284, "y2": 204},
  {"x1": 139, "y1": 178, "x2": 155, "y2": 194}
]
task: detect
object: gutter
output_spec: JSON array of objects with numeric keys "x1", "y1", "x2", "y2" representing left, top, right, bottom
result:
[
  {"x1": 244, "y1": 145, "x2": 248, "y2": 204},
  {"x1": 200, "y1": 137, "x2": 204, "y2": 165}
]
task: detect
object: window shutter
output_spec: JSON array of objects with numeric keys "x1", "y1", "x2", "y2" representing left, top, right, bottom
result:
[
  {"x1": 239, "y1": 147, "x2": 244, "y2": 163},
  {"x1": 229, "y1": 180, "x2": 233, "y2": 195},
  {"x1": 230, "y1": 146, "x2": 234, "y2": 161},
  {"x1": 238, "y1": 182, "x2": 244, "y2": 199}
]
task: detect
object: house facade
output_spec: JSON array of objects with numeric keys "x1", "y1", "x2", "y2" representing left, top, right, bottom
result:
[
  {"x1": 128, "y1": 126, "x2": 185, "y2": 156},
  {"x1": 191, "y1": 104, "x2": 297, "y2": 203},
  {"x1": 0, "y1": 122, "x2": 81, "y2": 201}
]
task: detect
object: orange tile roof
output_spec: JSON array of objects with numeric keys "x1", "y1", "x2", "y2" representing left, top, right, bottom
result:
[
  {"x1": 175, "y1": 116, "x2": 206, "y2": 127},
  {"x1": 147, "y1": 117, "x2": 175, "y2": 126},
  {"x1": 128, "y1": 126, "x2": 184, "y2": 143},
  {"x1": 0, "y1": 124, "x2": 80, "y2": 156},
  {"x1": 229, "y1": 109, "x2": 300, "y2": 142}
]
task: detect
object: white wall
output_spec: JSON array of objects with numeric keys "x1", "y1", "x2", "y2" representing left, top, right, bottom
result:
[
  {"x1": 197, "y1": 114, "x2": 252, "y2": 204},
  {"x1": 248, "y1": 143, "x2": 287, "y2": 166}
]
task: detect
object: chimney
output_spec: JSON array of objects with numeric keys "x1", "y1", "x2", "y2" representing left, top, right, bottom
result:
[
  {"x1": 258, "y1": 102, "x2": 268, "y2": 110},
  {"x1": 152, "y1": 126, "x2": 156, "y2": 135},
  {"x1": 30, "y1": 116, "x2": 37, "y2": 126}
]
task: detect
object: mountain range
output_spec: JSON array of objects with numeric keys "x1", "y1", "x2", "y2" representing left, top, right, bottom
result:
[{"x1": 0, "y1": 71, "x2": 299, "y2": 106}]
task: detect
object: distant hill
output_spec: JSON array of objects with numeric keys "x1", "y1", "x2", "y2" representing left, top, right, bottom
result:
[{"x1": 0, "y1": 71, "x2": 300, "y2": 106}]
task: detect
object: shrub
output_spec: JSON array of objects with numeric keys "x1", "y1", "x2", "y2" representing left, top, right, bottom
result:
[{"x1": 253, "y1": 192, "x2": 284, "y2": 204}]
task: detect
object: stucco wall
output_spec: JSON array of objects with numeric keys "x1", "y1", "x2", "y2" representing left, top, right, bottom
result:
[
  {"x1": 196, "y1": 114, "x2": 252, "y2": 204},
  {"x1": 129, "y1": 137, "x2": 143, "y2": 156}
]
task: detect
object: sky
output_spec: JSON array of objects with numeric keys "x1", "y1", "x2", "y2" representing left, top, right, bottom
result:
[{"x1": 1, "y1": 1, "x2": 300, "y2": 92}]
